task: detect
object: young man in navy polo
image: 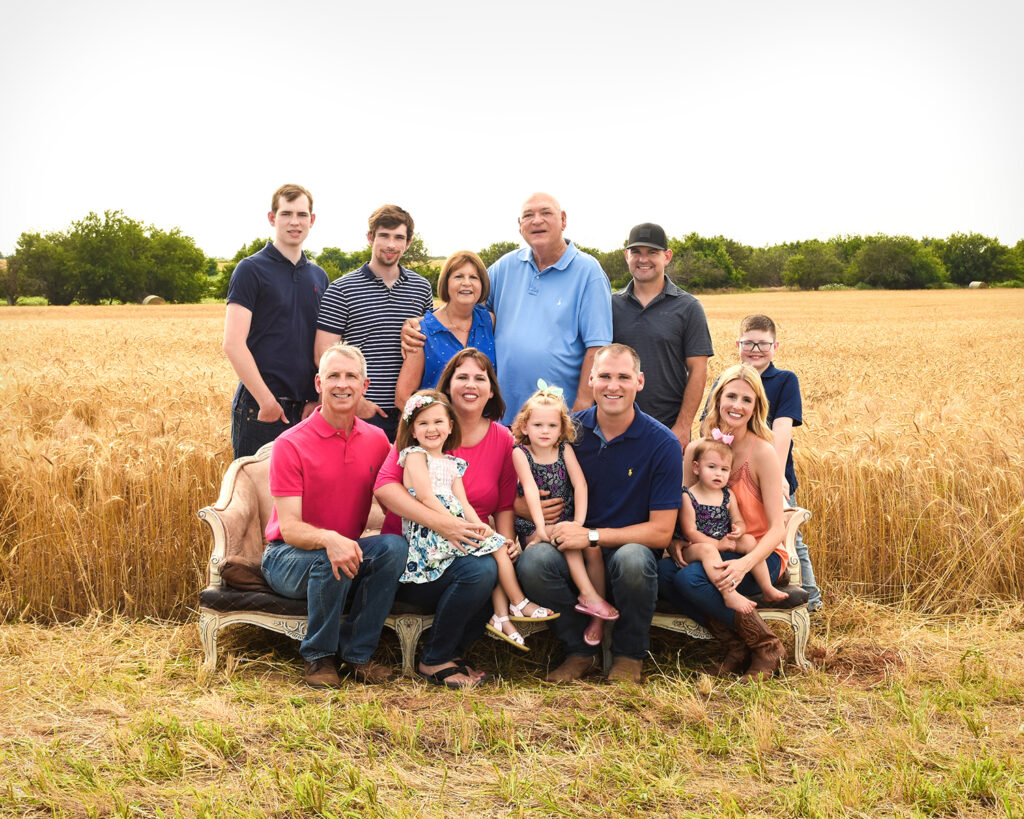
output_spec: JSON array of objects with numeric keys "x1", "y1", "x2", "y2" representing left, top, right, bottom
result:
[
  {"x1": 515, "y1": 344, "x2": 682, "y2": 684},
  {"x1": 224, "y1": 184, "x2": 329, "y2": 459}
]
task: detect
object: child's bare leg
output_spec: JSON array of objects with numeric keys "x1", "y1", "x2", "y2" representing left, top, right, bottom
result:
[
  {"x1": 495, "y1": 548, "x2": 552, "y2": 618},
  {"x1": 683, "y1": 541, "x2": 756, "y2": 614},
  {"x1": 750, "y1": 559, "x2": 789, "y2": 603},
  {"x1": 567, "y1": 550, "x2": 604, "y2": 605},
  {"x1": 490, "y1": 584, "x2": 522, "y2": 639}
]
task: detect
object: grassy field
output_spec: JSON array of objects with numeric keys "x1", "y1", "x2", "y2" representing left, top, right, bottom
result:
[{"x1": 1, "y1": 292, "x2": 1022, "y2": 816}]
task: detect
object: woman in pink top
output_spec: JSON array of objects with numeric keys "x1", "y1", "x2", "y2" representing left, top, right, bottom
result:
[
  {"x1": 375, "y1": 348, "x2": 518, "y2": 688},
  {"x1": 658, "y1": 364, "x2": 789, "y2": 682}
]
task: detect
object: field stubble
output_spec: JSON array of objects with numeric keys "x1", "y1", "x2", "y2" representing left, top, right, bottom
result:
[{"x1": 1, "y1": 291, "x2": 1023, "y2": 621}]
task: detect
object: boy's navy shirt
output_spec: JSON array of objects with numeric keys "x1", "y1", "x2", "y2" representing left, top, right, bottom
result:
[
  {"x1": 700, "y1": 362, "x2": 803, "y2": 493},
  {"x1": 227, "y1": 242, "x2": 328, "y2": 402}
]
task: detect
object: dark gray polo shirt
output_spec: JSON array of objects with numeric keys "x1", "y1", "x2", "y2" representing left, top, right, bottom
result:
[{"x1": 611, "y1": 277, "x2": 714, "y2": 428}]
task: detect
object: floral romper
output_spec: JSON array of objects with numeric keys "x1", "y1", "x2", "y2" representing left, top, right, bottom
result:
[
  {"x1": 514, "y1": 442, "x2": 575, "y2": 542},
  {"x1": 683, "y1": 485, "x2": 733, "y2": 540},
  {"x1": 398, "y1": 446, "x2": 504, "y2": 583}
]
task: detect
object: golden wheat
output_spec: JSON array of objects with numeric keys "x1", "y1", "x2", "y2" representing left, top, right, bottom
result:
[{"x1": 1, "y1": 292, "x2": 1021, "y2": 620}]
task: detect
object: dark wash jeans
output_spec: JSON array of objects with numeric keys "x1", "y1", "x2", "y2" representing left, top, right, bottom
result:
[
  {"x1": 657, "y1": 550, "x2": 784, "y2": 629},
  {"x1": 261, "y1": 534, "x2": 407, "y2": 664},
  {"x1": 516, "y1": 542, "x2": 659, "y2": 661},
  {"x1": 230, "y1": 383, "x2": 306, "y2": 459},
  {"x1": 395, "y1": 554, "x2": 498, "y2": 667}
]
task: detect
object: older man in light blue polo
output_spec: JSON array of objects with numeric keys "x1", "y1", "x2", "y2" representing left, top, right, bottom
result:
[{"x1": 486, "y1": 192, "x2": 612, "y2": 423}]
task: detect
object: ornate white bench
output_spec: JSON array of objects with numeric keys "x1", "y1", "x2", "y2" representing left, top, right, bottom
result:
[{"x1": 199, "y1": 444, "x2": 813, "y2": 676}]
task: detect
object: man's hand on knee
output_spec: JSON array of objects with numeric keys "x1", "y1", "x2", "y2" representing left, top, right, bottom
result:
[{"x1": 325, "y1": 533, "x2": 362, "y2": 579}]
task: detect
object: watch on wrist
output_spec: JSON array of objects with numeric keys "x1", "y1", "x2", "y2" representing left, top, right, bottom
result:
[{"x1": 588, "y1": 529, "x2": 600, "y2": 546}]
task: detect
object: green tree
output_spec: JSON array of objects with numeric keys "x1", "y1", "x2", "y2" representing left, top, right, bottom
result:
[
  {"x1": 10, "y1": 231, "x2": 75, "y2": 305},
  {"x1": 212, "y1": 237, "x2": 269, "y2": 298},
  {"x1": 744, "y1": 245, "x2": 791, "y2": 288},
  {"x1": 145, "y1": 227, "x2": 208, "y2": 302},
  {"x1": 935, "y1": 232, "x2": 1021, "y2": 286},
  {"x1": 782, "y1": 240, "x2": 844, "y2": 290},
  {"x1": 668, "y1": 233, "x2": 742, "y2": 290},
  {"x1": 63, "y1": 211, "x2": 149, "y2": 303},
  {"x1": 477, "y1": 241, "x2": 519, "y2": 267},
  {"x1": 315, "y1": 246, "x2": 371, "y2": 281},
  {"x1": 848, "y1": 236, "x2": 947, "y2": 289}
]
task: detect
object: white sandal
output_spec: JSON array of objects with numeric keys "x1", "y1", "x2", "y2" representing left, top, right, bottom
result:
[
  {"x1": 486, "y1": 614, "x2": 529, "y2": 652},
  {"x1": 508, "y1": 598, "x2": 560, "y2": 622}
]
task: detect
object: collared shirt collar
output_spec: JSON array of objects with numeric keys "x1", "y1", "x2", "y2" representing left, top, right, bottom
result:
[
  {"x1": 264, "y1": 241, "x2": 308, "y2": 269},
  {"x1": 578, "y1": 402, "x2": 644, "y2": 443},
  {"x1": 618, "y1": 275, "x2": 682, "y2": 303},
  {"x1": 358, "y1": 261, "x2": 411, "y2": 283},
  {"x1": 519, "y1": 239, "x2": 579, "y2": 274},
  {"x1": 309, "y1": 406, "x2": 361, "y2": 439},
  {"x1": 759, "y1": 362, "x2": 780, "y2": 380}
]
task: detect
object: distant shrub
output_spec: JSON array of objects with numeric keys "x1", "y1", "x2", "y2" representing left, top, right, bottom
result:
[{"x1": 818, "y1": 283, "x2": 851, "y2": 291}]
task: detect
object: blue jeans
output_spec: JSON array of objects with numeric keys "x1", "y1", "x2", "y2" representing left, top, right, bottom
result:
[
  {"x1": 791, "y1": 491, "x2": 822, "y2": 610},
  {"x1": 516, "y1": 542, "x2": 659, "y2": 661},
  {"x1": 396, "y1": 554, "x2": 498, "y2": 666},
  {"x1": 657, "y1": 551, "x2": 783, "y2": 629},
  {"x1": 362, "y1": 407, "x2": 401, "y2": 443},
  {"x1": 261, "y1": 534, "x2": 407, "y2": 664},
  {"x1": 231, "y1": 384, "x2": 306, "y2": 459}
]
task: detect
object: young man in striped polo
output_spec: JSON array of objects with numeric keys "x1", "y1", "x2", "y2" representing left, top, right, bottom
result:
[{"x1": 314, "y1": 205, "x2": 434, "y2": 441}]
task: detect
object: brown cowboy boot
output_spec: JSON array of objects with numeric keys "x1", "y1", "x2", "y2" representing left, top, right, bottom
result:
[
  {"x1": 701, "y1": 617, "x2": 751, "y2": 677},
  {"x1": 734, "y1": 610, "x2": 786, "y2": 682}
]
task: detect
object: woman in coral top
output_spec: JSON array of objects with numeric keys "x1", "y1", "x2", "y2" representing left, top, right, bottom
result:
[{"x1": 658, "y1": 364, "x2": 789, "y2": 682}]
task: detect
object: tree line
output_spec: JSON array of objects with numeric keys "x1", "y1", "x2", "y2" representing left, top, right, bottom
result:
[{"x1": 4, "y1": 212, "x2": 1023, "y2": 305}]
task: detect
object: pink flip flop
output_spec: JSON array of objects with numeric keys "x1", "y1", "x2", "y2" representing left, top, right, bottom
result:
[
  {"x1": 583, "y1": 618, "x2": 605, "y2": 646},
  {"x1": 574, "y1": 599, "x2": 620, "y2": 621}
]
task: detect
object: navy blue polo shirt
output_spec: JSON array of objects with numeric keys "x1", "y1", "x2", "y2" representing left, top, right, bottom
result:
[
  {"x1": 759, "y1": 363, "x2": 803, "y2": 493},
  {"x1": 572, "y1": 404, "x2": 682, "y2": 530},
  {"x1": 227, "y1": 242, "x2": 328, "y2": 402}
]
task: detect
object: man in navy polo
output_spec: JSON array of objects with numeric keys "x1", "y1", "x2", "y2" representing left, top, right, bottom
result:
[
  {"x1": 224, "y1": 184, "x2": 329, "y2": 459},
  {"x1": 314, "y1": 205, "x2": 434, "y2": 441},
  {"x1": 515, "y1": 344, "x2": 682, "y2": 683}
]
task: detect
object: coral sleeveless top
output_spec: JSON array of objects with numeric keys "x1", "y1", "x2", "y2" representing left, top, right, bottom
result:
[{"x1": 728, "y1": 459, "x2": 788, "y2": 577}]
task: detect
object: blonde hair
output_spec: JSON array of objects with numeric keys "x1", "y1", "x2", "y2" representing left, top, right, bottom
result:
[
  {"x1": 692, "y1": 438, "x2": 735, "y2": 465},
  {"x1": 701, "y1": 364, "x2": 773, "y2": 442},
  {"x1": 510, "y1": 389, "x2": 578, "y2": 447},
  {"x1": 395, "y1": 389, "x2": 461, "y2": 452}
]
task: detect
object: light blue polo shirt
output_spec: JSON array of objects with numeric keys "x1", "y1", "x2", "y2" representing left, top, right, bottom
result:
[{"x1": 487, "y1": 241, "x2": 612, "y2": 423}]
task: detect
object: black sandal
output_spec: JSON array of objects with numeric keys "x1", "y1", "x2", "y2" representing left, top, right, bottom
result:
[{"x1": 417, "y1": 663, "x2": 479, "y2": 689}]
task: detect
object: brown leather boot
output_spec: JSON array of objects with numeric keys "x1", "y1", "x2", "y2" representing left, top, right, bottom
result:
[
  {"x1": 734, "y1": 610, "x2": 786, "y2": 682},
  {"x1": 546, "y1": 654, "x2": 601, "y2": 683},
  {"x1": 701, "y1": 618, "x2": 750, "y2": 677},
  {"x1": 302, "y1": 657, "x2": 342, "y2": 689},
  {"x1": 606, "y1": 656, "x2": 643, "y2": 684}
]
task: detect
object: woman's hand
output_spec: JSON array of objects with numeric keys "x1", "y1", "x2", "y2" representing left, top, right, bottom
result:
[
  {"x1": 712, "y1": 555, "x2": 753, "y2": 593},
  {"x1": 436, "y1": 517, "x2": 489, "y2": 551},
  {"x1": 504, "y1": 538, "x2": 523, "y2": 563}
]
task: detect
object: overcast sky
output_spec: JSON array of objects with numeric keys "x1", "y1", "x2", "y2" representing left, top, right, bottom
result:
[{"x1": 2, "y1": 0, "x2": 1021, "y2": 259}]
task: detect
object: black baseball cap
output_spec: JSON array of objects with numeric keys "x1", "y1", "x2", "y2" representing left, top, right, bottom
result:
[{"x1": 626, "y1": 223, "x2": 668, "y2": 250}]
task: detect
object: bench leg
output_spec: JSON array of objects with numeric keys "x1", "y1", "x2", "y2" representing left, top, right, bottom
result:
[
  {"x1": 392, "y1": 615, "x2": 427, "y2": 677},
  {"x1": 198, "y1": 611, "x2": 219, "y2": 672},
  {"x1": 790, "y1": 608, "x2": 812, "y2": 670}
]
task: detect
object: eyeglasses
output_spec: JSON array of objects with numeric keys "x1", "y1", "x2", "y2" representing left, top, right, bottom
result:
[{"x1": 737, "y1": 340, "x2": 775, "y2": 352}]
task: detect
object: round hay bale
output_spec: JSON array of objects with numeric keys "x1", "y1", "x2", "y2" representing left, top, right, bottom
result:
[{"x1": 142, "y1": 295, "x2": 167, "y2": 305}]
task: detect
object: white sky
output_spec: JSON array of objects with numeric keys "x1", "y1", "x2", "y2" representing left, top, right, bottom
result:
[{"x1": 2, "y1": 0, "x2": 1022, "y2": 259}]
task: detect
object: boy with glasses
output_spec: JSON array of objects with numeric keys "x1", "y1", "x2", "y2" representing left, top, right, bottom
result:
[{"x1": 702, "y1": 314, "x2": 822, "y2": 611}]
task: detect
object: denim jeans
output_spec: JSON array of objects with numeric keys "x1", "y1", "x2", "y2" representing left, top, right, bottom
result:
[
  {"x1": 516, "y1": 542, "x2": 659, "y2": 661},
  {"x1": 261, "y1": 534, "x2": 407, "y2": 664},
  {"x1": 362, "y1": 407, "x2": 401, "y2": 443},
  {"x1": 395, "y1": 554, "x2": 498, "y2": 666},
  {"x1": 791, "y1": 491, "x2": 822, "y2": 610},
  {"x1": 657, "y1": 551, "x2": 783, "y2": 629},
  {"x1": 230, "y1": 384, "x2": 306, "y2": 459}
]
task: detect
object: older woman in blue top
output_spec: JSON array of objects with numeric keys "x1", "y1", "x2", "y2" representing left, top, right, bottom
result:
[{"x1": 395, "y1": 250, "x2": 497, "y2": 407}]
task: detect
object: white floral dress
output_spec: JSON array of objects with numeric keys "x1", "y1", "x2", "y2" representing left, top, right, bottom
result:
[{"x1": 398, "y1": 446, "x2": 505, "y2": 583}]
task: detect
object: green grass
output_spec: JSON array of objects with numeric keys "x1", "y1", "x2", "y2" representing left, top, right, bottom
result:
[{"x1": 2, "y1": 600, "x2": 1023, "y2": 816}]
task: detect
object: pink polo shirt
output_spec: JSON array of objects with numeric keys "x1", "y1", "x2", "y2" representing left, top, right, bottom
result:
[
  {"x1": 265, "y1": 409, "x2": 391, "y2": 543},
  {"x1": 373, "y1": 420, "x2": 516, "y2": 534}
]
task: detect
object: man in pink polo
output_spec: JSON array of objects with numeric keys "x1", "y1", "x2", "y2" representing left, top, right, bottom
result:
[{"x1": 261, "y1": 343, "x2": 407, "y2": 688}]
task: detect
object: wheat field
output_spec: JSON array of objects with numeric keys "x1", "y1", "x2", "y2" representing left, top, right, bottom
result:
[{"x1": 1, "y1": 291, "x2": 1022, "y2": 622}]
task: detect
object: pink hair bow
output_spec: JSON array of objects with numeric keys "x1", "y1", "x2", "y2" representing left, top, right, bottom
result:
[{"x1": 712, "y1": 428, "x2": 734, "y2": 445}]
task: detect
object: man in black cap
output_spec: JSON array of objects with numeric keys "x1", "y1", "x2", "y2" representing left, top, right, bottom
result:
[{"x1": 612, "y1": 223, "x2": 713, "y2": 448}]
